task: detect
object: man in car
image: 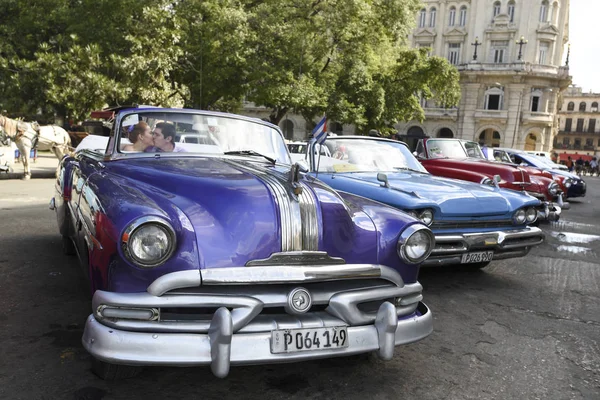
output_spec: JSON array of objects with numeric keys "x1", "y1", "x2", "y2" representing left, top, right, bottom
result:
[{"x1": 146, "y1": 122, "x2": 186, "y2": 153}]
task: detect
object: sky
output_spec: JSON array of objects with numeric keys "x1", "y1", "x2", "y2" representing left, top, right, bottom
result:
[{"x1": 569, "y1": 0, "x2": 600, "y2": 93}]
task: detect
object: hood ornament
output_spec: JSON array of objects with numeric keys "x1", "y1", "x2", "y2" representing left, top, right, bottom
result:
[{"x1": 289, "y1": 161, "x2": 309, "y2": 196}]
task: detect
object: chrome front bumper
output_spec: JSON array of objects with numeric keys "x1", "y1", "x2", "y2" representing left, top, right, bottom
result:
[
  {"x1": 424, "y1": 227, "x2": 544, "y2": 266},
  {"x1": 82, "y1": 262, "x2": 432, "y2": 378},
  {"x1": 83, "y1": 302, "x2": 432, "y2": 378}
]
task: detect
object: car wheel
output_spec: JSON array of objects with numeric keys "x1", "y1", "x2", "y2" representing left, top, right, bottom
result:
[
  {"x1": 467, "y1": 261, "x2": 491, "y2": 269},
  {"x1": 91, "y1": 358, "x2": 142, "y2": 380},
  {"x1": 62, "y1": 235, "x2": 76, "y2": 255}
]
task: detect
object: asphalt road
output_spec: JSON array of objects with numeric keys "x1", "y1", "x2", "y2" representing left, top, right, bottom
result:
[{"x1": 0, "y1": 160, "x2": 599, "y2": 400}]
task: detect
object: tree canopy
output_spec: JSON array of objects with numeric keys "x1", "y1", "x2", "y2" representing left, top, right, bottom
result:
[{"x1": 0, "y1": 0, "x2": 460, "y2": 132}]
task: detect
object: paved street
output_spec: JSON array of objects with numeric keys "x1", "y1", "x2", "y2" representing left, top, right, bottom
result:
[{"x1": 0, "y1": 154, "x2": 599, "y2": 400}]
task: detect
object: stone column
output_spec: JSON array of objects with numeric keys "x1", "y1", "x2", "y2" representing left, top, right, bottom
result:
[
  {"x1": 459, "y1": 82, "x2": 480, "y2": 140},
  {"x1": 505, "y1": 84, "x2": 526, "y2": 148}
]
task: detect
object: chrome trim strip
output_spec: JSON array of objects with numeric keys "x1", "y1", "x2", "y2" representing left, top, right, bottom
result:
[
  {"x1": 147, "y1": 264, "x2": 404, "y2": 292},
  {"x1": 245, "y1": 251, "x2": 344, "y2": 266},
  {"x1": 298, "y1": 181, "x2": 319, "y2": 250},
  {"x1": 201, "y1": 265, "x2": 383, "y2": 285}
]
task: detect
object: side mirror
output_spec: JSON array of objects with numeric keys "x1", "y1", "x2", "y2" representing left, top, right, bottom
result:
[
  {"x1": 413, "y1": 151, "x2": 418, "y2": 157},
  {"x1": 377, "y1": 172, "x2": 390, "y2": 188}
]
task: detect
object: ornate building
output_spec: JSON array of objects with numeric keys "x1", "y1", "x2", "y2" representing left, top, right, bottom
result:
[
  {"x1": 554, "y1": 86, "x2": 600, "y2": 162},
  {"x1": 396, "y1": 0, "x2": 572, "y2": 151}
]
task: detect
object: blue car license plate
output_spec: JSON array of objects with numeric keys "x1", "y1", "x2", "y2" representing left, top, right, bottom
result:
[
  {"x1": 461, "y1": 251, "x2": 494, "y2": 264},
  {"x1": 271, "y1": 326, "x2": 349, "y2": 354}
]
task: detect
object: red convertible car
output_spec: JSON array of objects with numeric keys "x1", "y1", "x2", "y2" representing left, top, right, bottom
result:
[{"x1": 414, "y1": 138, "x2": 562, "y2": 222}]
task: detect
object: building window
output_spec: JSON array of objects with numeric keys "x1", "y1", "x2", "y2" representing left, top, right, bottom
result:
[
  {"x1": 574, "y1": 138, "x2": 581, "y2": 149},
  {"x1": 562, "y1": 137, "x2": 570, "y2": 145},
  {"x1": 576, "y1": 118, "x2": 584, "y2": 132},
  {"x1": 589, "y1": 119, "x2": 596, "y2": 133},
  {"x1": 448, "y1": 43, "x2": 461, "y2": 65},
  {"x1": 508, "y1": 1, "x2": 516, "y2": 22},
  {"x1": 564, "y1": 118, "x2": 572, "y2": 131},
  {"x1": 598, "y1": 138, "x2": 600, "y2": 147},
  {"x1": 491, "y1": 41, "x2": 509, "y2": 63},
  {"x1": 592, "y1": 102, "x2": 599, "y2": 111},
  {"x1": 485, "y1": 87, "x2": 504, "y2": 110},
  {"x1": 540, "y1": 0, "x2": 549, "y2": 22},
  {"x1": 493, "y1": 2, "x2": 501, "y2": 19},
  {"x1": 448, "y1": 6, "x2": 456, "y2": 26},
  {"x1": 419, "y1": 9, "x2": 426, "y2": 28},
  {"x1": 530, "y1": 89, "x2": 542, "y2": 112},
  {"x1": 579, "y1": 102, "x2": 587, "y2": 112},
  {"x1": 538, "y1": 42, "x2": 549, "y2": 64},
  {"x1": 586, "y1": 138, "x2": 594, "y2": 147},
  {"x1": 567, "y1": 102, "x2": 575, "y2": 111},
  {"x1": 429, "y1": 7, "x2": 437, "y2": 27},
  {"x1": 459, "y1": 6, "x2": 467, "y2": 26}
]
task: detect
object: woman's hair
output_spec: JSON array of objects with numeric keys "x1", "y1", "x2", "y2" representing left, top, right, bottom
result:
[{"x1": 128, "y1": 121, "x2": 150, "y2": 143}]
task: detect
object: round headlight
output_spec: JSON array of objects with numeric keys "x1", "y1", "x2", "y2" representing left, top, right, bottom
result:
[
  {"x1": 564, "y1": 178, "x2": 572, "y2": 188},
  {"x1": 419, "y1": 209, "x2": 434, "y2": 226},
  {"x1": 397, "y1": 225, "x2": 435, "y2": 264},
  {"x1": 122, "y1": 217, "x2": 176, "y2": 267},
  {"x1": 525, "y1": 207, "x2": 537, "y2": 223},
  {"x1": 513, "y1": 209, "x2": 527, "y2": 225},
  {"x1": 548, "y1": 182, "x2": 559, "y2": 195}
]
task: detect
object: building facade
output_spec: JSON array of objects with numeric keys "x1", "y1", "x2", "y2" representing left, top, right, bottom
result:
[
  {"x1": 554, "y1": 86, "x2": 600, "y2": 162},
  {"x1": 397, "y1": 0, "x2": 572, "y2": 151}
]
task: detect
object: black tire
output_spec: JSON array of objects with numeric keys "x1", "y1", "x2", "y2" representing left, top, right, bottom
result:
[
  {"x1": 62, "y1": 235, "x2": 76, "y2": 255},
  {"x1": 91, "y1": 358, "x2": 142, "y2": 380},
  {"x1": 466, "y1": 261, "x2": 491, "y2": 270}
]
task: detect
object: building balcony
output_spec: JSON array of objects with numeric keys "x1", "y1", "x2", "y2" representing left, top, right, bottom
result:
[
  {"x1": 474, "y1": 109, "x2": 508, "y2": 121},
  {"x1": 521, "y1": 111, "x2": 553, "y2": 125},
  {"x1": 558, "y1": 130, "x2": 600, "y2": 135},
  {"x1": 423, "y1": 108, "x2": 457, "y2": 119},
  {"x1": 458, "y1": 62, "x2": 569, "y2": 78}
]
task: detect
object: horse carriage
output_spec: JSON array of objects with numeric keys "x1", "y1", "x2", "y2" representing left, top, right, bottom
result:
[{"x1": 0, "y1": 114, "x2": 72, "y2": 179}]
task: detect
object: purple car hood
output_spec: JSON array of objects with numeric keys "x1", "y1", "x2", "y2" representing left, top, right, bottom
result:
[{"x1": 106, "y1": 157, "x2": 374, "y2": 270}]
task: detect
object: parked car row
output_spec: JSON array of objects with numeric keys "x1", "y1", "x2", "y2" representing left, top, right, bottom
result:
[{"x1": 49, "y1": 107, "x2": 558, "y2": 380}]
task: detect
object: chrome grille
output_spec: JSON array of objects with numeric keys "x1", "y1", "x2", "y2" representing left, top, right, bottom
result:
[{"x1": 431, "y1": 220, "x2": 514, "y2": 230}]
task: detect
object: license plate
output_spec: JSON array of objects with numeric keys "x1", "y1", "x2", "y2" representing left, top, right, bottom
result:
[
  {"x1": 271, "y1": 326, "x2": 348, "y2": 354},
  {"x1": 461, "y1": 251, "x2": 494, "y2": 264}
]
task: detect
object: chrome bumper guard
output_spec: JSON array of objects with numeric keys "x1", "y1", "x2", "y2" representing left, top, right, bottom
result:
[
  {"x1": 536, "y1": 200, "x2": 562, "y2": 222},
  {"x1": 424, "y1": 227, "x2": 544, "y2": 266},
  {"x1": 83, "y1": 263, "x2": 433, "y2": 378}
]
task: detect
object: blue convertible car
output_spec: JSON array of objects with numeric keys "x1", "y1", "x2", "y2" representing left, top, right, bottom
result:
[
  {"x1": 304, "y1": 137, "x2": 545, "y2": 269},
  {"x1": 51, "y1": 107, "x2": 435, "y2": 379}
]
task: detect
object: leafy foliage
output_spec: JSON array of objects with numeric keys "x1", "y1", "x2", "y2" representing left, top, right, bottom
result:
[{"x1": 0, "y1": 0, "x2": 460, "y2": 132}]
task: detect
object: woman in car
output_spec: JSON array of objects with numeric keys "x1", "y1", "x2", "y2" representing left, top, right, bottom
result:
[{"x1": 122, "y1": 121, "x2": 154, "y2": 152}]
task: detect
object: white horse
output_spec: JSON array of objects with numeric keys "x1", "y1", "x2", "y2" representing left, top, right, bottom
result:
[{"x1": 0, "y1": 114, "x2": 72, "y2": 179}]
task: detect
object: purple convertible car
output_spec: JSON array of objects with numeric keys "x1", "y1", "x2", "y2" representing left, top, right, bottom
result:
[{"x1": 50, "y1": 107, "x2": 435, "y2": 379}]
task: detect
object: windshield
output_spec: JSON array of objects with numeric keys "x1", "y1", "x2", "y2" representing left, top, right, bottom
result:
[
  {"x1": 427, "y1": 139, "x2": 485, "y2": 159},
  {"x1": 492, "y1": 150, "x2": 513, "y2": 163},
  {"x1": 115, "y1": 110, "x2": 291, "y2": 164},
  {"x1": 314, "y1": 139, "x2": 428, "y2": 173}
]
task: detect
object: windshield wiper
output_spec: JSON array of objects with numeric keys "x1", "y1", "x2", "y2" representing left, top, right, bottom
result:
[
  {"x1": 224, "y1": 150, "x2": 276, "y2": 165},
  {"x1": 394, "y1": 167, "x2": 424, "y2": 173}
]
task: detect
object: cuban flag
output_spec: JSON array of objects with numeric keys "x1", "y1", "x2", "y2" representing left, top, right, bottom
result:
[{"x1": 312, "y1": 115, "x2": 327, "y2": 144}]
